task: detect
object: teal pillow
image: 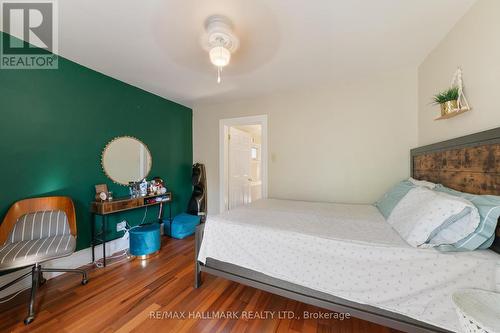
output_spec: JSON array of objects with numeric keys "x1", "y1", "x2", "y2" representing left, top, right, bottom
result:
[
  {"x1": 434, "y1": 185, "x2": 500, "y2": 251},
  {"x1": 374, "y1": 180, "x2": 414, "y2": 219}
]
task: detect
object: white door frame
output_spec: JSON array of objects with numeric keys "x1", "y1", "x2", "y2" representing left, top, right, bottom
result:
[{"x1": 219, "y1": 115, "x2": 268, "y2": 213}]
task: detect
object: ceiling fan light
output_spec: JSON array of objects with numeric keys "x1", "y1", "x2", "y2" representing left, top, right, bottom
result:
[{"x1": 209, "y1": 46, "x2": 231, "y2": 67}]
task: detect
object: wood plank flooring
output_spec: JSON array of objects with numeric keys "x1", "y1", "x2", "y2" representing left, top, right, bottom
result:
[{"x1": 0, "y1": 236, "x2": 402, "y2": 333}]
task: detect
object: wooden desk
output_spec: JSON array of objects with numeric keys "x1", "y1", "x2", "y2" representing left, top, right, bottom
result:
[{"x1": 90, "y1": 192, "x2": 172, "y2": 267}]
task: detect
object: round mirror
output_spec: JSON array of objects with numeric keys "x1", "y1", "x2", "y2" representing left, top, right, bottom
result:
[{"x1": 101, "y1": 136, "x2": 152, "y2": 185}]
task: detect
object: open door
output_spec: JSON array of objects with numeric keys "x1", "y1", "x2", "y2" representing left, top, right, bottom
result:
[
  {"x1": 219, "y1": 115, "x2": 268, "y2": 214},
  {"x1": 228, "y1": 127, "x2": 252, "y2": 210}
]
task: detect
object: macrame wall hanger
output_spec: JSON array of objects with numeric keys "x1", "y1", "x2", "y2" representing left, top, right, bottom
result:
[{"x1": 451, "y1": 67, "x2": 471, "y2": 111}]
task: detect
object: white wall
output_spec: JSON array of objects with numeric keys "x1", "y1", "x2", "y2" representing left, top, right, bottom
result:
[
  {"x1": 194, "y1": 68, "x2": 418, "y2": 215},
  {"x1": 418, "y1": 0, "x2": 500, "y2": 145}
]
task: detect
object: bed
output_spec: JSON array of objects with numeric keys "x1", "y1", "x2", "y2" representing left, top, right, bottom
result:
[{"x1": 194, "y1": 127, "x2": 500, "y2": 333}]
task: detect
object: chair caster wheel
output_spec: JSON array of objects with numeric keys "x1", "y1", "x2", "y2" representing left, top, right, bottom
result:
[
  {"x1": 81, "y1": 279, "x2": 88, "y2": 285},
  {"x1": 38, "y1": 277, "x2": 47, "y2": 287},
  {"x1": 24, "y1": 316, "x2": 35, "y2": 325}
]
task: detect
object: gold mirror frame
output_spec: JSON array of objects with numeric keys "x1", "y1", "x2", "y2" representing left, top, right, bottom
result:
[{"x1": 101, "y1": 136, "x2": 153, "y2": 186}]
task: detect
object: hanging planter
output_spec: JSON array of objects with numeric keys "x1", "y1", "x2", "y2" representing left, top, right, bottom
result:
[
  {"x1": 440, "y1": 100, "x2": 459, "y2": 116},
  {"x1": 434, "y1": 87, "x2": 459, "y2": 117},
  {"x1": 433, "y1": 68, "x2": 471, "y2": 120}
]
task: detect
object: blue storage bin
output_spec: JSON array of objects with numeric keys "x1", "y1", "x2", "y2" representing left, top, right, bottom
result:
[
  {"x1": 129, "y1": 223, "x2": 161, "y2": 256},
  {"x1": 164, "y1": 213, "x2": 201, "y2": 239}
]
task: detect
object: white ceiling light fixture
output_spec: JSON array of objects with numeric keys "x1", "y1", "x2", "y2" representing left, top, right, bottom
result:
[{"x1": 202, "y1": 15, "x2": 239, "y2": 84}]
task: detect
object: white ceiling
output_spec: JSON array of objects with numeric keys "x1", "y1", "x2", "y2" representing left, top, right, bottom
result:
[{"x1": 10, "y1": 0, "x2": 478, "y2": 107}]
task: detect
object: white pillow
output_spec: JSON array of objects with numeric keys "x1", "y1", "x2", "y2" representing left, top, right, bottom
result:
[
  {"x1": 387, "y1": 187, "x2": 480, "y2": 247},
  {"x1": 408, "y1": 177, "x2": 437, "y2": 189},
  {"x1": 429, "y1": 213, "x2": 480, "y2": 246}
]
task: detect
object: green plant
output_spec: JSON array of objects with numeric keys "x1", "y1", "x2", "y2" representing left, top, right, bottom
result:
[{"x1": 433, "y1": 87, "x2": 459, "y2": 104}]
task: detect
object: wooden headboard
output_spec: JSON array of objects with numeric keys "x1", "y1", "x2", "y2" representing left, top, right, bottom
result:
[{"x1": 410, "y1": 127, "x2": 500, "y2": 253}]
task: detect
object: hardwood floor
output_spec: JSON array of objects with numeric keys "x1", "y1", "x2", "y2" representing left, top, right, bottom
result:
[{"x1": 0, "y1": 236, "x2": 402, "y2": 333}]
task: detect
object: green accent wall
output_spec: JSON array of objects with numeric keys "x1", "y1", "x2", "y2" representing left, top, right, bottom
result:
[{"x1": 0, "y1": 32, "x2": 193, "y2": 251}]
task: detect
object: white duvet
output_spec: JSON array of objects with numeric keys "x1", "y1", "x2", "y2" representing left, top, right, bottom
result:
[{"x1": 197, "y1": 199, "x2": 500, "y2": 332}]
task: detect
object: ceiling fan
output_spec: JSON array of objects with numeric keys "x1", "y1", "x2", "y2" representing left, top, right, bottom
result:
[{"x1": 201, "y1": 15, "x2": 239, "y2": 84}]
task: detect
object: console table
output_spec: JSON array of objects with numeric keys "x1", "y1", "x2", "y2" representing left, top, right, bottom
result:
[{"x1": 90, "y1": 192, "x2": 172, "y2": 267}]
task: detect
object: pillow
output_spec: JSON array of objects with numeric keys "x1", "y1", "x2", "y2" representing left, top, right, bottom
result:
[
  {"x1": 432, "y1": 185, "x2": 500, "y2": 251},
  {"x1": 387, "y1": 187, "x2": 480, "y2": 248},
  {"x1": 408, "y1": 177, "x2": 437, "y2": 189},
  {"x1": 374, "y1": 180, "x2": 414, "y2": 219},
  {"x1": 429, "y1": 212, "x2": 480, "y2": 246}
]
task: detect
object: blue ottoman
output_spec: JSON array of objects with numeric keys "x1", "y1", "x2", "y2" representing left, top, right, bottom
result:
[
  {"x1": 163, "y1": 213, "x2": 201, "y2": 239},
  {"x1": 129, "y1": 223, "x2": 161, "y2": 258}
]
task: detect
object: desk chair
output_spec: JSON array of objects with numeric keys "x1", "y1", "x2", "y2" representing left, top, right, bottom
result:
[{"x1": 0, "y1": 196, "x2": 88, "y2": 324}]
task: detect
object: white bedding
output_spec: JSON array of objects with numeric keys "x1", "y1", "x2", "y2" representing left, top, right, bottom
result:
[{"x1": 197, "y1": 199, "x2": 500, "y2": 332}]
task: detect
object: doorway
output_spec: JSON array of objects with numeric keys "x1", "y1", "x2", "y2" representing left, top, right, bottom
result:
[{"x1": 219, "y1": 115, "x2": 268, "y2": 213}]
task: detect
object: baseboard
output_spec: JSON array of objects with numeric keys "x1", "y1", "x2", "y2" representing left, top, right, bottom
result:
[{"x1": 0, "y1": 233, "x2": 130, "y2": 299}]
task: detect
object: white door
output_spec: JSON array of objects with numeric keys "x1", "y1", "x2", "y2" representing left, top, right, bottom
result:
[{"x1": 228, "y1": 127, "x2": 252, "y2": 210}]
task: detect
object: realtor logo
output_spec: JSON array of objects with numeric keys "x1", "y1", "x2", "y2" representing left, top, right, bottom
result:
[{"x1": 1, "y1": 0, "x2": 58, "y2": 69}]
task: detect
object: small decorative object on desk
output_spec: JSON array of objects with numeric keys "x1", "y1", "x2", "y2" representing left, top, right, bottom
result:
[
  {"x1": 129, "y1": 181, "x2": 140, "y2": 197},
  {"x1": 147, "y1": 177, "x2": 167, "y2": 196},
  {"x1": 98, "y1": 192, "x2": 107, "y2": 201},
  {"x1": 94, "y1": 184, "x2": 109, "y2": 201},
  {"x1": 139, "y1": 179, "x2": 148, "y2": 196},
  {"x1": 452, "y1": 289, "x2": 500, "y2": 333},
  {"x1": 154, "y1": 177, "x2": 167, "y2": 194},
  {"x1": 148, "y1": 180, "x2": 157, "y2": 196}
]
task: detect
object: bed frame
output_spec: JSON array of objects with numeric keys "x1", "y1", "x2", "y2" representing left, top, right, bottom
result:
[{"x1": 194, "y1": 127, "x2": 500, "y2": 333}]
